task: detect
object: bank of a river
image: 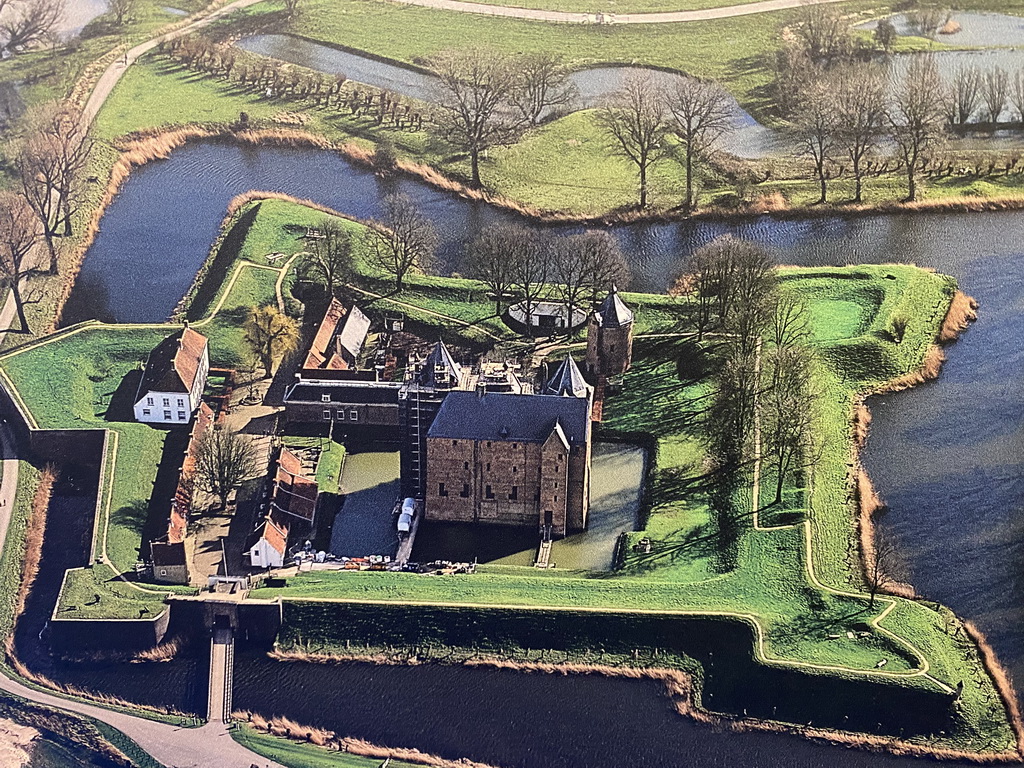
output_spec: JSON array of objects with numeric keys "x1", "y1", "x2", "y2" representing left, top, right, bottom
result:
[{"x1": 12, "y1": 133, "x2": 1023, "y2": 767}]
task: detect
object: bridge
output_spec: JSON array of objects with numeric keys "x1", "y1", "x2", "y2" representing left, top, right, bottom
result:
[{"x1": 207, "y1": 622, "x2": 235, "y2": 723}]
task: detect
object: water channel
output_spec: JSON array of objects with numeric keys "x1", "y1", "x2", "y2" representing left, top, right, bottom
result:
[{"x1": 44, "y1": 136, "x2": 1024, "y2": 766}]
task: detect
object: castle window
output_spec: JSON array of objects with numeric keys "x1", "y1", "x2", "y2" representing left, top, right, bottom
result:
[
  {"x1": 485, "y1": 484, "x2": 494, "y2": 499},
  {"x1": 486, "y1": 441, "x2": 492, "y2": 448},
  {"x1": 452, "y1": 440, "x2": 458, "y2": 447},
  {"x1": 438, "y1": 483, "x2": 448, "y2": 497},
  {"x1": 512, "y1": 443, "x2": 518, "y2": 449},
  {"x1": 463, "y1": 461, "x2": 469, "y2": 470},
  {"x1": 554, "y1": 481, "x2": 559, "y2": 488},
  {"x1": 486, "y1": 462, "x2": 491, "y2": 471},
  {"x1": 322, "y1": 394, "x2": 330, "y2": 403},
  {"x1": 554, "y1": 495, "x2": 558, "y2": 502},
  {"x1": 610, "y1": 344, "x2": 616, "y2": 352},
  {"x1": 460, "y1": 484, "x2": 470, "y2": 498},
  {"x1": 512, "y1": 466, "x2": 517, "y2": 473},
  {"x1": 509, "y1": 486, "x2": 518, "y2": 500}
]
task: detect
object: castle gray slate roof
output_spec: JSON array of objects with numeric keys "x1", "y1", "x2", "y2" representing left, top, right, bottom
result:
[
  {"x1": 417, "y1": 340, "x2": 462, "y2": 388},
  {"x1": 428, "y1": 391, "x2": 591, "y2": 446},
  {"x1": 595, "y1": 286, "x2": 634, "y2": 329},
  {"x1": 544, "y1": 356, "x2": 591, "y2": 399},
  {"x1": 337, "y1": 305, "x2": 371, "y2": 363}
]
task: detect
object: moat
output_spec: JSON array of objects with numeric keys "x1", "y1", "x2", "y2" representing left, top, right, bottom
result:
[{"x1": 35, "y1": 140, "x2": 1024, "y2": 767}]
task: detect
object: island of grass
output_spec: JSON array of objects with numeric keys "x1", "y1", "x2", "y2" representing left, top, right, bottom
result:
[{"x1": 0, "y1": 196, "x2": 1016, "y2": 756}]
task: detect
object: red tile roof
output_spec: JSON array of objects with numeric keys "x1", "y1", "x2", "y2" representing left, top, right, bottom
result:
[
  {"x1": 138, "y1": 327, "x2": 209, "y2": 395},
  {"x1": 271, "y1": 446, "x2": 319, "y2": 522}
]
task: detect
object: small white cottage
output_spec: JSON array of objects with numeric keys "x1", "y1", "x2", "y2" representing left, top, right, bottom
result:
[
  {"x1": 134, "y1": 326, "x2": 210, "y2": 425},
  {"x1": 246, "y1": 510, "x2": 289, "y2": 569}
]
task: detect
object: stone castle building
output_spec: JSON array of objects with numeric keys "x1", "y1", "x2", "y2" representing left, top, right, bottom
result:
[
  {"x1": 586, "y1": 287, "x2": 634, "y2": 378},
  {"x1": 424, "y1": 357, "x2": 593, "y2": 536}
]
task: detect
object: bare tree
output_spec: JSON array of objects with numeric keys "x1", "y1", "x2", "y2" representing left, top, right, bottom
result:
[
  {"x1": 833, "y1": 63, "x2": 887, "y2": 203},
  {"x1": 466, "y1": 223, "x2": 518, "y2": 314},
  {"x1": 429, "y1": 48, "x2": 522, "y2": 189},
  {"x1": 793, "y1": 3, "x2": 852, "y2": 65},
  {"x1": 982, "y1": 66, "x2": 1009, "y2": 124},
  {"x1": 763, "y1": 343, "x2": 816, "y2": 504},
  {"x1": 773, "y1": 42, "x2": 814, "y2": 118},
  {"x1": 665, "y1": 76, "x2": 733, "y2": 212},
  {"x1": 504, "y1": 224, "x2": 550, "y2": 332},
  {"x1": 889, "y1": 55, "x2": 946, "y2": 202},
  {"x1": 791, "y1": 78, "x2": 839, "y2": 205},
  {"x1": 364, "y1": 193, "x2": 438, "y2": 291},
  {"x1": 301, "y1": 221, "x2": 353, "y2": 297},
  {"x1": 194, "y1": 428, "x2": 260, "y2": 510},
  {"x1": 1012, "y1": 69, "x2": 1024, "y2": 122},
  {"x1": 598, "y1": 71, "x2": 667, "y2": 209},
  {"x1": 865, "y1": 528, "x2": 905, "y2": 609},
  {"x1": 283, "y1": 0, "x2": 300, "y2": 15},
  {"x1": 770, "y1": 290, "x2": 810, "y2": 350},
  {"x1": 1, "y1": 0, "x2": 64, "y2": 50},
  {"x1": 948, "y1": 65, "x2": 981, "y2": 125},
  {"x1": 907, "y1": 7, "x2": 948, "y2": 40},
  {"x1": 511, "y1": 52, "x2": 577, "y2": 126},
  {"x1": 14, "y1": 101, "x2": 92, "y2": 272},
  {"x1": 244, "y1": 305, "x2": 299, "y2": 377},
  {"x1": 0, "y1": 191, "x2": 38, "y2": 333},
  {"x1": 873, "y1": 18, "x2": 897, "y2": 53},
  {"x1": 108, "y1": 0, "x2": 135, "y2": 25},
  {"x1": 573, "y1": 229, "x2": 630, "y2": 303}
]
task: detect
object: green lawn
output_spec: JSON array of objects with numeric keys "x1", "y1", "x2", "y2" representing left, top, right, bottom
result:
[
  {"x1": 54, "y1": 565, "x2": 170, "y2": 620},
  {"x1": 233, "y1": 724, "x2": 421, "y2": 768}
]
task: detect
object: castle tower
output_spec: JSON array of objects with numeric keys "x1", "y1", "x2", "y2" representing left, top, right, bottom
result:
[{"x1": 586, "y1": 286, "x2": 634, "y2": 377}]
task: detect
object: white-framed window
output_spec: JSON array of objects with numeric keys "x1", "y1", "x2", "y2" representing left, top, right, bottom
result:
[
  {"x1": 177, "y1": 398, "x2": 184, "y2": 407},
  {"x1": 163, "y1": 398, "x2": 170, "y2": 407},
  {"x1": 142, "y1": 409, "x2": 151, "y2": 416},
  {"x1": 322, "y1": 409, "x2": 331, "y2": 420},
  {"x1": 163, "y1": 410, "x2": 172, "y2": 420},
  {"x1": 177, "y1": 411, "x2": 186, "y2": 420},
  {"x1": 146, "y1": 397, "x2": 154, "y2": 406},
  {"x1": 321, "y1": 394, "x2": 330, "y2": 403},
  {"x1": 349, "y1": 409, "x2": 358, "y2": 421}
]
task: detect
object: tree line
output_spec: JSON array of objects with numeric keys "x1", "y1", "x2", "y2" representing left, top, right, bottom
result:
[
  {"x1": 0, "y1": 99, "x2": 93, "y2": 333},
  {"x1": 681, "y1": 236, "x2": 817, "y2": 569}
]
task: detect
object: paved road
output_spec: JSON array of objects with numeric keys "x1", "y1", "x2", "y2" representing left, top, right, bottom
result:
[{"x1": 381, "y1": 0, "x2": 849, "y2": 24}]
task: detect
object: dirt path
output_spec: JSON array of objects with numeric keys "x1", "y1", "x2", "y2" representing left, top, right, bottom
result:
[{"x1": 381, "y1": 0, "x2": 848, "y2": 24}]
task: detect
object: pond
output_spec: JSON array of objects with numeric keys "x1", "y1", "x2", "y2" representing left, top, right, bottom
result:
[
  {"x1": 39, "y1": 139, "x2": 1024, "y2": 766},
  {"x1": 235, "y1": 33, "x2": 784, "y2": 159},
  {"x1": 856, "y1": 11, "x2": 1024, "y2": 49}
]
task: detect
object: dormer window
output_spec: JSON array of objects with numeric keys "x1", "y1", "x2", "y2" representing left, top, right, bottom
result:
[{"x1": 321, "y1": 394, "x2": 331, "y2": 403}]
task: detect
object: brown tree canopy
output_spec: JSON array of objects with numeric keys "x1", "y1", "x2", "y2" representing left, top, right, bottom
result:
[
  {"x1": 364, "y1": 193, "x2": 438, "y2": 291},
  {"x1": 429, "y1": 48, "x2": 523, "y2": 189},
  {"x1": 1, "y1": 0, "x2": 65, "y2": 51},
  {"x1": 244, "y1": 305, "x2": 299, "y2": 377},
  {"x1": 510, "y1": 52, "x2": 577, "y2": 126},
  {"x1": 598, "y1": 71, "x2": 668, "y2": 210},
  {"x1": 300, "y1": 221, "x2": 354, "y2": 297},
  {"x1": 665, "y1": 76, "x2": 733, "y2": 211},
  {"x1": 194, "y1": 428, "x2": 261, "y2": 511},
  {"x1": 0, "y1": 190, "x2": 39, "y2": 333}
]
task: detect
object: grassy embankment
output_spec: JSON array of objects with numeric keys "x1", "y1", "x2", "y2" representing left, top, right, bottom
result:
[
  {"x1": 79, "y1": 0, "x2": 1024, "y2": 219},
  {"x1": 0, "y1": 211, "x2": 304, "y2": 616},
  {"x1": 233, "y1": 723, "x2": 425, "y2": 768},
  {"x1": 188, "y1": 198, "x2": 1015, "y2": 755}
]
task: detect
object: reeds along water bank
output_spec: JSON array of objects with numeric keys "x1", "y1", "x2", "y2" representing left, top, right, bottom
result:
[{"x1": 9, "y1": 465, "x2": 57, "y2": 634}]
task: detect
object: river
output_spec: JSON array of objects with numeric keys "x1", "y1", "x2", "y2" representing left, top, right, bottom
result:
[{"x1": 41, "y1": 139, "x2": 1024, "y2": 766}]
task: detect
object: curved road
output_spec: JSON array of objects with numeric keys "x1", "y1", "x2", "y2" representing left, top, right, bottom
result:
[{"x1": 375, "y1": 0, "x2": 848, "y2": 23}]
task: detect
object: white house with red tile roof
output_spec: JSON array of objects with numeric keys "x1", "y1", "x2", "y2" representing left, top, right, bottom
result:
[
  {"x1": 246, "y1": 508, "x2": 289, "y2": 569},
  {"x1": 134, "y1": 326, "x2": 210, "y2": 425}
]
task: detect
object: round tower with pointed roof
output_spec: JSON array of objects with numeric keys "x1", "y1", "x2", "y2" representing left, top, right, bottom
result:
[{"x1": 586, "y1": 286, "x2": 634, "y2": 377}]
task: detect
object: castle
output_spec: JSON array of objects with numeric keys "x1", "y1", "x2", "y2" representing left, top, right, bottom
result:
[{"x1": 281, "y1": 288, "x2": 634, "y2": 537}]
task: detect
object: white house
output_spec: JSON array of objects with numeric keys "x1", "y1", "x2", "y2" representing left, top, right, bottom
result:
[
  {"x1": 134, "y1": 326, "x2": 211, "y2": 425},
  {"x1": 507, "y1": 300, "x2": 588, "y2": 332},
  {"x1": 246, "y1": 510, "x2": 289, "y2": 569}
]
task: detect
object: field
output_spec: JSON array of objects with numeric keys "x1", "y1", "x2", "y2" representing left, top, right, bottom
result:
[{"x1": 233, "y1": 723, "x2": 423, "y2": 768}]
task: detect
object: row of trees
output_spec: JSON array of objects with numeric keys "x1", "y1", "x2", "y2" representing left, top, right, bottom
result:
[
  {"x1": 466, "y1": 224, "x2": 630, "y2": 329},
  {"x1": 597, "y1": 72, "x2": 735, "y2": 211},
  {"x1": 947, "y1": 64, "x2": 1024, "y2": 127},
  {"x1": 0, "y1": 100, "x2": 93, "y2": 332},
  {"x1": 682, "y1": 237, "x2": 818, "y2": 565}
]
